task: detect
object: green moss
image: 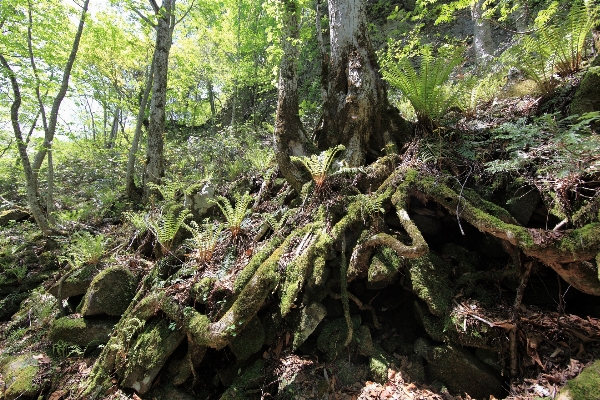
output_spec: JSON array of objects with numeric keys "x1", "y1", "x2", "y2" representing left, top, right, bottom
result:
[
  {"x1": 369, "y1": 344, "x2": 396, "y2": 384},
  {"x1": 80, "y1": 265, "x2": 137, "y2": 316},
  {"x1": 191, "y1": 277, "x2": 216, "y2": 304},
  {"x1": 1, "y1": 354, "x2": 42, "y2": 399},
  {"x1": 408, "y1": 254, "x2": 453, "y2": 317},
  {"x1": 316, "y1": 316, "x2": 361, "y2": 360},
  {"x1": 367, "y1": 246, "x2": 403, "y2": 288},
  {"x1": 230, "y1": 316, "x2": 265, "y2": 360},
  {"x1": 220, "y1": 359, "x2": 265, "y2": 400},
  {"x1": 557, "y1": 223, "x2": 600, "y2": 257},
  {"x1": 560, "y1": 360, "x2": 600, "y2": 399},
  {"x1": 234, "y1": 235, "x2": 283, "y2": 293}
]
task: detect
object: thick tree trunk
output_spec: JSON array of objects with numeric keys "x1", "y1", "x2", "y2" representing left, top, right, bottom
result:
[
  {"x1": 318, "y1": 0, "x2": 409, "y2": 167},
  {"x1": 143, "y1": 0, "x2": 175, "y2": 201},
  {"x1": 274, "y1": 0, "x2": 312, "y2": 193},
  {"x1": 127, "y1": 60, "x2": 154, "y2": 200}
]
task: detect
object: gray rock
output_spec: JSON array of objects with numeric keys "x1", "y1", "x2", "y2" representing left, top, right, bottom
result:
[
  {"x1": 506, "y1": 189, "x2": 540, "y2": 226},
  {"x1": 292, "y1": 302, "x2": 327, "y2": 350},
  {"x1": 571, "y1": 56, "x2": 600, "y2": 121},
  {"x1": 0, "y1": 209, "x2": 30, "y2": 226},
  {"x1": 49, "y1": 315, "x2": 117, "y2": 347},
  {"x1": 80, "y1": 266, "x2": 137, "y2": 317},
  {"x1": 230, "y1": 316, "x2": 265, "y2": 361},
  {"x1": 0, "y1": 353, "x2": 44, "y2": 400},
  {"x1": 48, "y1": 263, "x2": 100, "y2": 299},
  {"x1": 184, "y1": 182, "x2": 215, "y2": 219},
  {"x1": 415, "y1": 338, "x2": 503, "y2": 399}
]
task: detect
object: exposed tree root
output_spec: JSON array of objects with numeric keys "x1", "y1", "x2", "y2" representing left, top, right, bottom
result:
[{"x1": 83, "y1": 166, "x2": 600, "y2": 397}]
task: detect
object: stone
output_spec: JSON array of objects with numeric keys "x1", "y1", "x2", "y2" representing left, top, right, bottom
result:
[
  {"x1": 0, "y1": 209, "x2": 30, "y2": 226},
  {"x1": 292, "y1": 302, "x2": 327, "y2": 350},
  {"x1": 414, "y1": 338, "x2": 503, "y2": 399},
  {"x1": 48, "y1": 263, "x2": 100, "y2": 299},
  {"x1": 408, "y1": 254, "x2": 453, "y2": 317},
  {"x1": 230, "y1": 316, "x2": 265, "y2": 361},
  {"x1": 121, "y1": 318, "x2": 186, "y2": 395},
  {"x1": 317, "y1": 315, "x2": 361, "y2": 360},
  {"x1": 184, "y1": 181, "x2": 215, "y2": 220},
  {"x1": 557, "y1": 360, "x2": 600, "y2": 400},
  {"x1": 369, "y1": 344, "x2": 397, "y2": 384},
  {"x1": 80, "y1": 265, "x2": 137, "y2": 316},
  {"x1": 367, "y1": 247, "x2": 403, "y2": 289},
  {"x1": 49, "y1": 315, "x2": 118, "y2": 347},
  {"x1": 505, "y1": 189, "x2": 541, "y2": 226},
  {"x1": 0, "y1": 353, "x2": 44, "y2": 400},
  {"x1": 571, "y1": 56, "x2": 600, "y2": 120}
]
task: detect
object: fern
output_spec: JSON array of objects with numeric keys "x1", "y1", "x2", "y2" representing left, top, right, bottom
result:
[
  {"x1": 185, "y1": 219, "x2": 223, "y2": 264},
  {"x1": 506, "y1": 3, "x2": 595, "y2": 93},
  {"x1": 59, "y1": 231, "x2": 107, "y2": 269},
  {"x1": 381, "y1": 44, "x2": 464, "y2": 130},
  {"x1": 290, "y1": 145, "x2": 346, "y2": 188},
  {"x1": 212, "y1": 192, "x2": 253, "y2": 238},
  {"x1": 123, "y1": 210, "x2": 149, "y2": 235},
  {"x1": 352, "y1": 193, "x2": 385, "y2": 224},
  {"x1": 246, "y1": 147, "x2": 275, "y2": 172},
  {"x1": 148, "y1": 204, "x2": 191, "y2": 253}
]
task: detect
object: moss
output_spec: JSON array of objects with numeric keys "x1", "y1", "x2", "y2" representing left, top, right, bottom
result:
[
  {"x1": 234, "y1": 235, "x2": 283, "y2": 293},
  {"x1": 220, "y1": 359, "x2": 265, "y2": 400},
  {"x1": 316, "y1": 316, "x2": 361, "y2": 360},
  {"x1": 408, "y1": 253, "x2": 453, "y2": 317},
  {"x1": 367, "y1": 246, "x2": 403, "y2": 289},
  {"x1": 230, "y1": 316, "x2": 265, "y2": 361},
  {"x1": 80, "y1": 265, "x2": 137, "y2": 317},
  {"x1": 559, "y1": 360, "x2": 600, "y2": 400},
  {"x1": 1, "y1": 354, "x2": 42, "y2": 400},
  {"x1": 556, "y1": 223, "x2": 600, "y2": 257},
  {"x1": 49, "y1": 316, "x2": 117, "y2": 347},
  {"x1": 369, "y1": 344, "x2": 396, "y2": 384},
  {"x1": 191, "y1": 277, "x2": 216, "y2": 304},
  {"x1": 334, "y1": 359, "x2": 368, "y2": 386}
]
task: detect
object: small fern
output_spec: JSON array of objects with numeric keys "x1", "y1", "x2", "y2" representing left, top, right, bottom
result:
[
  {"x1": 290, "y1": 145, "x2": 346, "y2": 188},
  {"x1": 148, "y1": 204, "x2": 191, "y2": 254},
  {"x1": 212, "y1": 192, "x2": 253, "y2": 238},
  {"x1": 59, "y1": 231, "x2": 107, "y2": 269},
  {"x1": 185, "y1": 219, "x2": 223, "y2": 264},
  {"x1": 246, "y1": 147, "x2": 275, "y2": 172},
  {"x1": 381, "y1": 44, "x2": 464, "y2": 130},
  {"x1": 352, "y1": 193, "x2": 385, "y2": 224}
]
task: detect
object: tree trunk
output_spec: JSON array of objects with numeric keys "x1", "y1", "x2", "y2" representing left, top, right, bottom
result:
[
  {"x1": 107, "y1": 107, "x2": 120, "y2": 149},
  {"x1": 471, "y1": 0, "x2": 494, "y2": 64},
  {"x1": 127, "y1": 59, "x2": 154, "y2": 200},
  {"x1": 143, "y1": 0, "x2": 176, "y2": 201},
  {"x1": 274, "y1": 0, "x2": 312, "y2": 193},
  {"x1": 317, "y1": 0, "x2": 409, "y2": 167}
]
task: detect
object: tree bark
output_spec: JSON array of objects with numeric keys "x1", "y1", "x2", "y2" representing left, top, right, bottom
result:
[
  {"x1": 317, "y1": 0, "x2": 409, "y2": 167},
  {"x1": 143, "y1": 0, "x2": 176, "y2": 201},
  {"x1": 274, "y1": 0, "x2": 312, "y2": 193},
  {"x1": 127, "y1": 59, "x2": 154, "y2": 200},
  {"x1": 471, "y1": 0, "x2": 494, "y2": 64}
]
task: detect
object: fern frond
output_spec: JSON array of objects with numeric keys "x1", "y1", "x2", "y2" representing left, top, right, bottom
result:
[
  {"x1": 213, "y1": 192, "x2": 253, "y2": 237},
  {"x1": 290, "y1": 145, "x2": 346, "y2": 188},
  {"x1": 147, "y1": 181, "x2": 184, "y2": 202},
  {"x1": 185, "y1": 219, "x2": 223, "y2": 264},
  {"x1": 148, "y1": 204, "x2": 191, "y2": 253}
]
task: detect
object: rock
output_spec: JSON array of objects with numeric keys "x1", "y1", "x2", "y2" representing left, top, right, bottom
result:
[
  {"x1": 505, "y1": 189, "x2": 541, "y2": 226},
  {"x1": 571, "y1": 56, "x2": 600, "y2": 119},
  {"x1": 147, "y1": 386, "x2": 202, "y2": 400},
  {"x1": 80, "y1": 266, "x2": 137, "y2": 316},
  {"x1": 367, "y1": 247, "x2": 403, "y2": 289},
  {"x1": 49, "y1": 315, "x2": 118, "y2": 347},
  {"x1": 221, "y1": 359, "x2": 265, "y2": 400},
  {"x1": 292, "y1": 302, "x2": 327, "y2": 350},
  {"x1": 0, "y1": 292, "x2": 29, "y2": 321},
  {"x1": 317, "y1": 315, "x2": 361, "y2": 360},
  {"x1": 48, "y1": 263, "x2": 100, "y2": 299},
  {"x1": 369, "y1": 344, "x2": 397, "y2": 384},
  {"x1": 0, "y1": 209, "x2": 30, "y2": 226},
  {"x1": 355, "y1": 325, "x2": 374, "y2": 357},
  {"x1": 414, "y1": 338, "x2": 503, "y2": 399},
  {"x1": 121, "y1": 318, "x2": 186, "y2": 395},
  {"x1": 230, "y1": 316, "x2": 265, "y2": 361},
  {"x1": 333, "y1": 358, "x2": 367, "y2": 386},
  {"x1": 0, "y1": 353, "x2": 44, "y2": 400},
  {"x1": 407, "y1": 254, "x2": 453, "y2": 317},
  {"x1": 557, "y1": 360, "x2": 600, "y2": 400},
  {"x1": 184, "y1": 181, "x2": 215, "y2": 219}
]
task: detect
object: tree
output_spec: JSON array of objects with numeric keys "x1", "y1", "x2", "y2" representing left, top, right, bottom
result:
[
  {"x1": 316, "y1": 0, "x2": 410, "y2": 167},
  {"x1": 0, "y1": 0, "x2": 90, "y2": 235}
]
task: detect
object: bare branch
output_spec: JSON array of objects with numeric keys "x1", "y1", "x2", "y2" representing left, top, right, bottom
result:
[
  {"x1": 175, "y1": 0, "x2": 195, "y2": 26},
  {"x1": 133, "y1": 8, "x2": 157, "y2": 28}
]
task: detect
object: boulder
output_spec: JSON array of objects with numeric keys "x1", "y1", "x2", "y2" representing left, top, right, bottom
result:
[
  {"x1": 184, "y1": 181, "x2": 215, "y2": 219},
  {"x1": 571, "y1": 56, "x2": 600, "y2": 118},
  {"x1": 0, "y1": 209, "x2": 30, "y2": 226},
  {"x1": 48, "y1": 263, "x2": 100, "y2": 299},
  {"x1": 230, "y1": 316, "x2": 265, "y2": 361},
  {"x1": 0, "y1": 353, "x2": 45, "y2": 400},
  {"x1": 292, "y1": 302, "x2": 327, "y2": 350},
  {"x1": 80, "y1": 266, "x2": 137, "y2": 316},
  {"x1": 369, "y1": 344, "x2": 397, "y2": 384},
  {"x1": 49, "y1": 315, "x2": 118, "y2": 347},
  {"x1": 414, "y1": 338, "x2": 503, "y2": 399},
  {"x1": 557, "y1": 360, "x2": 600, "y2": 400},
  {"x1": 367, "y1": 247, "x2": 403, "y2": 289},
  {"x1": 317, "y1": 315, "x2": 361, "y2": 360}
]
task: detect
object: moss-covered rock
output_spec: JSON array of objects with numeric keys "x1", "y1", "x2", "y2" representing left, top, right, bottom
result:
[
  {"x1": 333, "y1": 358, "x2": 368, "y2": 386},
  {"x1": 367, "y1": 246, "x2": 403, "y2": 289},
  {"x1": 49, "y1": 315, "x2": 118, "y2": 347},
  {"x1": 369, "y1": 344, "x2": 396, "y2": 384},
  {"x1": 190, "y1": 276, "x2": 216, "y2": 304},
  {"x1": 48, "y1": 263, "x2": 100, "y2": 299},
  {"x1": 0, "y1": 353, "x2": 43, "y2": 400},
  {"x1": 571, "y1": 56, "x2": 600, "y2": 118},
  {"x1": 557, "y1": 360, "x2": 600, "y2": 400},
  {"x1": 407, "y1": 253, "x2": 453, "y2": 317},
  {"x1": 0, "y1": 292, "x2": 29, "y2": 321},
  {"x1": 414, "y1": 338, "x2": 503, "y2": 399},
  {"x1": 80, "y1": 265, "x2": 137, "y2": 316},
  {"x1": 120, "y1": 318, "x2": 186, "y2": 395},
  {"x1": 0, "y1": 209, "x2": 30, "y2": 226},
  {"x1": 230, "y1": 315, "x2": 265, "y2": 361},
  {"x1": 292, "y1": 302, "x2": 327, "y2": 350},
  {"x1": 317, "y1": 316, "x2": 361, "y2": 360},
  {"x1": 220, "y1": 359, "x2": 265, "y2": 400}
]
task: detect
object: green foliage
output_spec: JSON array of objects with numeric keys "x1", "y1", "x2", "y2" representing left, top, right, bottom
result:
[
  {"x1": 290, "y1": 145, "x2": 346, "y2": 188},
  {"x1": 246, "y1": 146, "x2": 275, "y2": 172},
  {"x1": 503, "y1": 3, "x2": 595, "y2": 93},
  {"x1": 381, "y1": 44, "x2": 464, "y2": 130},
  {"x1": 185, "y1": 219, "x2": 223, "y2": 263},
  {"x1": 123, "y1": 210, "x2": 149, "y2": 236},
  {"x1": 52, "y1": 340, "x2": 84, "y2": 359},
  {"x1": 148, "y1": 204, "x2": 191, "y2": 254},
  {"x1": 212, "y1": 192, "x2": 253, "y2": 238},
  {"x1": 352, "y1": 193, "x2": 385, "y2": 224},
  {"x1": 58, "y1": 231, "x2": 107, "y2": 269}
]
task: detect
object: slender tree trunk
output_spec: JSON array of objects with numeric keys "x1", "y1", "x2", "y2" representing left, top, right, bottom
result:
[
  {"x1": 0, "y1": 55, "x2": 51, "y2": 235},
  {"x1": 317, "y1": 0, "x2": 408, "y2": 167},
  {"x1": 127, "y1": 60, "x2": 154, "y2": 200},
  {"x1": 143, "y1": 0, "x2": 176, "y2": 201},
  {"x1": 471, "y1": 0, "x2": 494, "y2": 64},
  {"x1": 274, "y1": 0, "x2": 311, "y2": 193},
  {"x1": 315, "y1": 0, "x2": 328, "y2": 108},
  {"x1": 107, "y1": 107, "x2": 120, "y2": 149}
]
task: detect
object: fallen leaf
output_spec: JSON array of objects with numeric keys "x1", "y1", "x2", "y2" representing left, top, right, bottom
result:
[{"x1": 48, "y1": 390, "x2": 67, "y2": 400}]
